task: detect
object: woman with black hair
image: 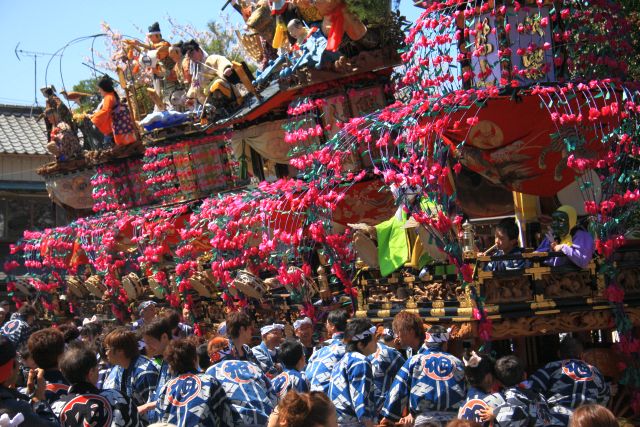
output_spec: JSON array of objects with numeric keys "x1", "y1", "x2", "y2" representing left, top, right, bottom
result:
[
  {"x1": 327, "y1": 318, "x2": 377, "y2": 427},
  {"x1": 457, "y1": 352, "x2": 495, "y2": 423}
]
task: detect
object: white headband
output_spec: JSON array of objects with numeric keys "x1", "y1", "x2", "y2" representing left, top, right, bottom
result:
[
  {"x1": 261, "y1": 323, "x2": 285, "y2": 336},
  {"x1": 82, "y1": 315, "x2": 98, "y2": 327},
  {"x1": 293, "y1": 317, "x2": 312, "y2": 330},
  {"x1": 351, "y1": 326, "x2": 376, "y2": 342}
]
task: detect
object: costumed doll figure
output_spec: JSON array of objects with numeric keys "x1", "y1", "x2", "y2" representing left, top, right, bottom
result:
[
  {"x1": 183, "y1": 40, "x2": 211, "y2": 106},
  {"x1": 125, "y1": 22, "x2": 173, "y2": 111},
  {"x1": 40, "y1": 85, "x2": 76, "y2": 137},
  {"x1": 44, "y1": 108, "x2": 83, "y2": 162},
  {"x1": 535, "y1": 205, "x2": 595, "y2": 269},
  {"x1": 349, "y1": 184, "x2": 446, "y2": 277}
]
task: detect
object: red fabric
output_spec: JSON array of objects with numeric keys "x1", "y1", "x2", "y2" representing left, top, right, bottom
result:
[
  {"x1": 439, "y1": 94, "x2": 610, "y2": 197},
  {"x1": 326, "y1": 4, "x2": 346, "y2": 52},
  {"x1": 0, "y1": 359, "x2": 14, "y2": 383}
]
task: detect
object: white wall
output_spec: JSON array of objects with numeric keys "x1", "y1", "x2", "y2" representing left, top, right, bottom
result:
[{"x1": 0, "y1": 154, "x2": 53, "y2": 182}]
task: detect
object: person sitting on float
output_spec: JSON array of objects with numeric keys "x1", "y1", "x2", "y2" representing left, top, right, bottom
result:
[
  {"x1": 484, "y1": 217, "x2": 528, "y2": 272},
  {"x1": 535, "y1": 205, "x2": 595, "y2": 269}
]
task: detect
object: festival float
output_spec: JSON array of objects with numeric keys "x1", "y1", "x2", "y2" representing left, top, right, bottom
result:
[{"x1": 3, "y1": 0, "x2": 640, "y2": 420}]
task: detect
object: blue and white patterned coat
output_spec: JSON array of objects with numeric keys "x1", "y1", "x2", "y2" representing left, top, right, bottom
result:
[
  {"x1": 51, "y1": 382, "x2": 141, "y2": 427},
  {"x1": 305, "y1": 340, "x2": 346, "y2": 394},
  {"x1": 251, "y1": 342, "x2": 280, "y2": 378},
  {"x1": 328, "y1": 352, "x2": 375, "y2": 426},
  {"x1": 206, "y1": 359, "x2": 277, "y2": 426},
  {"x1": 483, "y1": 385, "x2": 564, "y2": 427},
  {"x1": 102, "y1": 355, "x2": 159, "y2": 410},
  {"x1": 369, "y1": 342, "x2": 404, "y2": 413},
  {"x1": 381, "y1": 348, "x2": 466, "y2": 422},
  {"x1": 147, "y1": 359, "x2": 172, "y2": 423},
  {"x1": 154, "y1": 372, "x2": 235, "y2": 427},
  {"x1": 272, "y1": 368, "x2": 309, "y2": 401},
  {"x1": 529, "y1": 359, "x2": 609, "y2": 424},
  {"x1": 0, "y1": 313, "x2": 31, "y2": 347},
  {"x1": 457, "y1": 386, "x2": 490, "y2": 423}
]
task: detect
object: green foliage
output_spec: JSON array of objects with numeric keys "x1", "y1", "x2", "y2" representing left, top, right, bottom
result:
[
  {"x1": 345, "y1": 0, "x2": 392, "y2": 26},
  {"x1": 204, "y1": 20, "x2": 246, "y2": 64},
  {"x1": 71, "y1": 77, "x2": 102, "y2": 113}
]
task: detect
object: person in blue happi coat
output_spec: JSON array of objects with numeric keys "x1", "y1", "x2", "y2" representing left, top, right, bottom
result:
[
  {"x1": 206, "y1": 337, "x2": 277, "y2": 426},
  {"x1": 328, "y1": 318, "x2": 377, "y2": 427},
  {"x1": 154, "y1": 338, "x2": 235, "y2": 427},
  {"x1": 528, "y1": 337, "x2": 609, "y2": 424},
  {"x1": 480, "y1": 355, "x2": 564, "y2": 427},
  {"x1": 272, "y1": 339, "x2": 309, "y2": 401},
  {"x1": 252, "y1": 321, "x2": 284, "y2": 378},
  {"x1": 140, "y1": 317, "x2": 174, "y2": 422},
  {"x1": 457, "y1": 351, "x2": 495, "y2": 423},
  {"x1": 484, "y1": 217, "x2": 528, "y2": 271},
  {"x1": 369, "y1": 328, "x2": 404, "y2": 414},
  {"x1": 381, "y1": 325, "x2": 466, "y2": 427},
  {"x1": 101, "y1": 328, "x2": 159, "y2": 422}
]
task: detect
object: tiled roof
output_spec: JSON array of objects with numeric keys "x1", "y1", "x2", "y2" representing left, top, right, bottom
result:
[{"x1": 0, "y1": 104, "x2": 49, "y2": 155}]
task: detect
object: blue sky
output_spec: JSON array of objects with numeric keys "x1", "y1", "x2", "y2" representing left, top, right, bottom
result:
[{"x1": 0, "y1": 0, "x2": 422, "y2": 107}]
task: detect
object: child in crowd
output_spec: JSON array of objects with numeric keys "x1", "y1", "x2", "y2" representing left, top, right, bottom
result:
[
  {"x1": 272, "y1": 339, "x2": 309, "y2": 401},
  {"x1": 480, "y1": 355, "x2": 563, "y2": 427},
  {"x1": 457, "y1": 352, "x2": 495, "y2": 423}
]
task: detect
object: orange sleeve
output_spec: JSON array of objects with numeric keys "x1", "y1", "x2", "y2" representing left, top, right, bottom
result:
[{"x1": 90, "y1": 93, "x2": 116, "y2": 135}]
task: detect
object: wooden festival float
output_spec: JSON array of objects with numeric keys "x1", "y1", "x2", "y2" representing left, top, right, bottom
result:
[
  {"x1": 4, "y1": 0, "x2": 640, "y2": 419},
  {"x1": 6, "y1": 0, "x2": 406, "y2": 329}
]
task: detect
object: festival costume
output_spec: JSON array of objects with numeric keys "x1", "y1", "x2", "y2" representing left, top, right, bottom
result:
[
  {"x1": 154, "y1": 371, "x2": 235, "y2": 427},
  {"x1": 536, "y1": 230, "x2": 595, "y2": 269},
  {"x1": 328, "y1": 351, "x2": 375, "y2": 426},
  {"x1": 101, "y1": 355, "x2": 159, "y2": 412},
  {"x1": 41, "y1": 369, "x2": 70, "y2": 405},
  {"x1": 272, "y1": 368, "x2": 309, "y2": 401},
  {"x1": 536, "y1": 207, "x2": 595, "y2": 269},
  {"x1": 457, "y1": 386, "x2": 490, "y2": 423},
  {"x1": 381, "y1": 347, "x2": 466, "y2": 423},
  {"x1": 529, "y1": 359, "x2": 609, "y2": 424},
  {"x1": 49, "y1": 122, "x2": 83, "y2": 162},
  {"x1": 147, "y1": 359, "x2": 172, "y2": 423},
  {"x1": 0, "y1": 313, "x2": 31, "y2": 347},
  {"x1": 0, "y1": 384, "x2": 59, "y2": 427},
  {"x1": 251, "y1": 342, "x2": 281, "y2": 377},
  {"x1": 227, "y1": 338, "x2": 268, "y2": 373},
  {"x1": 90, "y1": 93, "x2": 116, "y2": 136},
  {"x1": 206, "y1": 359, "x2": 277, "y2": 426},
  {"x1": 323, "y1": 332, "x2": 345, "y2": 347},
  {"x1": 305, "y1": 340, "x2": 346, "y2": 394},
  {"x1": 484, "y1": 247, "x2": 528, "y2": 271},
  {"x1": 369, "y1": 342, "x2": 404, "y2": 413},
  {"x1": 51, "y1": 381, "x2": 141, "y2": 427},
  {"x1": 483, "y1": 385, "x2": 564, "y2": 427}
]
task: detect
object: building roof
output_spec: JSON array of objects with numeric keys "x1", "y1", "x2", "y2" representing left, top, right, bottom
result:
[{"x1": 0, "y1": 104, "x2": 49, "y2": 155}]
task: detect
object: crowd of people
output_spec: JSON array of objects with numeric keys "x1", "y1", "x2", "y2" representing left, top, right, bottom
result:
[{"x1": 0, "y1": 301, "x2": 620, "y2": 427}]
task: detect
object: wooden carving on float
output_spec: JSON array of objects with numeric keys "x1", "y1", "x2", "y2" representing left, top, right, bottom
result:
[
  {"x1": 483, "y1": 276, "x2": 532, "y2": 304},
  {"x1": 489, "y1": 308, "x2": 640, "y2": 340}
]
